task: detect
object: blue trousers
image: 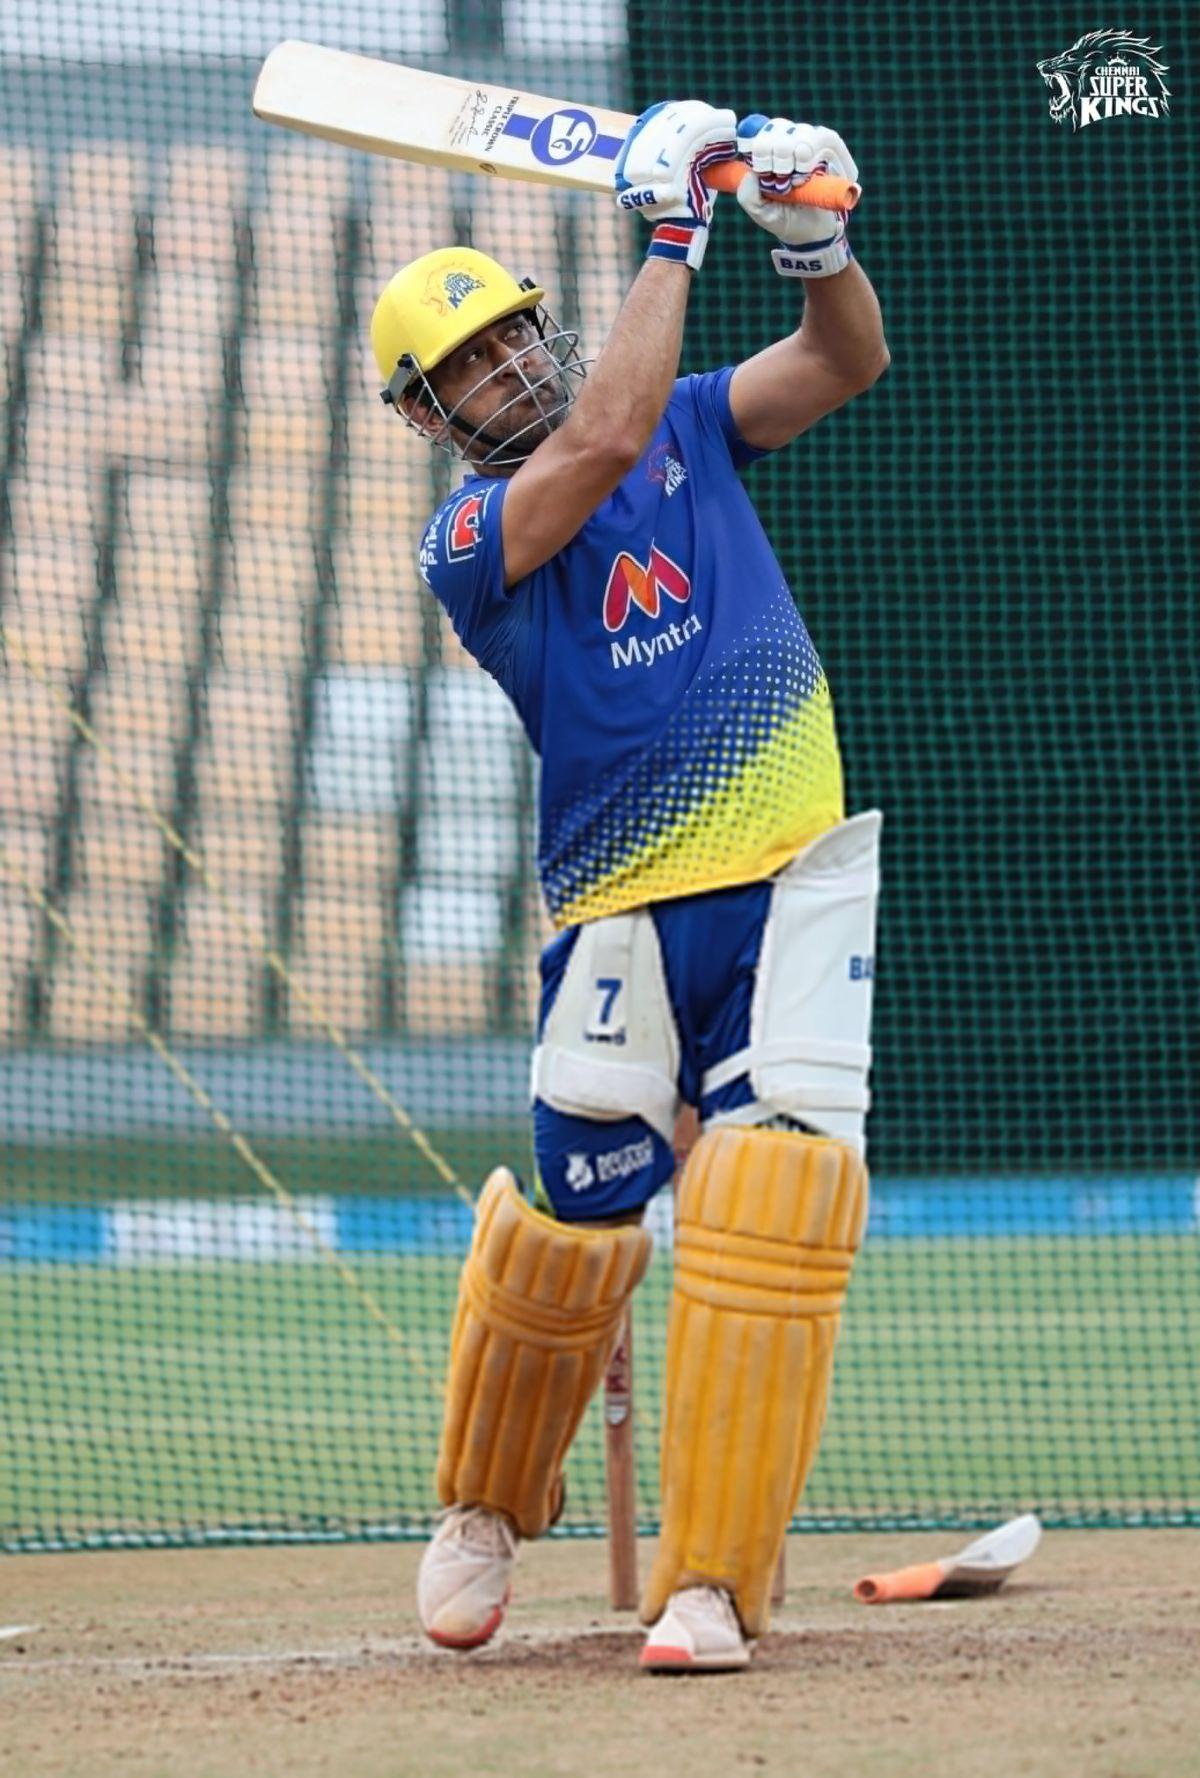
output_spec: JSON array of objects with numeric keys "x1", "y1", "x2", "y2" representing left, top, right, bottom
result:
[{"x1": 534, "y1": 875, "x2": 773, "y2": 1222}]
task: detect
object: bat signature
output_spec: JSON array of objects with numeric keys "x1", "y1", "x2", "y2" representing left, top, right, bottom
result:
[{"x1": 448, "y1": 88, "x2": 490, "y2": 147}]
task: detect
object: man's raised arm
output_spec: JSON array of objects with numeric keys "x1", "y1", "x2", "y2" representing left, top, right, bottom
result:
[
  {"x1": 727, "y1": 116, "x2": 890, "y2": 451},
  {"x1": 501, "y1": 99, "x2": 735, "y2": 585}
]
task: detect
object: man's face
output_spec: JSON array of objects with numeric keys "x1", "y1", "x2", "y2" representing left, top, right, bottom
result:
[{"x1": 411, "y1": 312, "x2": 567, "y2": 464}]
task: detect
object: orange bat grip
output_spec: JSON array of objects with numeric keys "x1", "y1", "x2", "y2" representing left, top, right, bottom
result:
[
  {"x1": 703, "y1": 160, "x2": 860, "y2": 211},
  {"x1": 853, "y1": 1561, "x2": 947, "y2": 1604}
]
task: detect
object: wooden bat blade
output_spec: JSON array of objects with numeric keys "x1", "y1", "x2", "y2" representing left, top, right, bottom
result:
[
  {"x1": 940, "y1": 1513, "x2": 1043, "y2": 1590},
  {"x1": 253, "y1": 41, "x2": 859, "y2": 210},
  {"x1": 253, "y1": 40, "x2": 632, "y2": 193}
]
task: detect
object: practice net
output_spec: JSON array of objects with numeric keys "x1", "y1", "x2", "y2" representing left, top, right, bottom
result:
[{"x1": 1, "y1": 2, "x2": 1196, "y2": 1551}]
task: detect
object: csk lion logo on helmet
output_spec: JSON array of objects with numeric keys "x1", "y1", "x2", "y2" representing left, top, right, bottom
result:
[
  {"x1": 1037, "y1": 30, "x2": 1170, "y2": 130},
  {"x1": 421, "y1": 266, "x2": 486, "y2": 316}
]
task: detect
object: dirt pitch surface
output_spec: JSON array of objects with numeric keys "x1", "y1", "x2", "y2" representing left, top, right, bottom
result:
[{"x1": 2, "y1": 1531, "x2": 1197, "y2": 1777}]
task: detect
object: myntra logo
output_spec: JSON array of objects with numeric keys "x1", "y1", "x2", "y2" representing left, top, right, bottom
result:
[{"x1": 602, "y1": 545, "x2": 691, "y2": 632}]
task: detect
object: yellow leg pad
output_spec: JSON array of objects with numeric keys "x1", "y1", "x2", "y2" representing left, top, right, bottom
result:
[
  {"x1": 437, "y1": 1169, "x2": 651, "y2": 1539},
  {"x1": 641, "y1": 1127, "x2": 868, "y2": 1636}
]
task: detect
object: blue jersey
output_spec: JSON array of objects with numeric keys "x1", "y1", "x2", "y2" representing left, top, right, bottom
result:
[{"x1": 418, "y1": 368, "x2": 844, "y2": 928}]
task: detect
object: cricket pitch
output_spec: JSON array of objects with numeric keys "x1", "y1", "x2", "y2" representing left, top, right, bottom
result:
[{"x1": 2, "y1": 1530, "x2": 1196, "y2": 1777}]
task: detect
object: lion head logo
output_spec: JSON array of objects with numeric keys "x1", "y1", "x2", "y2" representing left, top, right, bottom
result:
[
  {"x1": 421, "y1": 270, "x2": 450, "y2": 316},
  {"x1": 419, "y1": 267, "x2": 485, "y2": 316},
  {"x1": 1037, "y1": 30, "x2": 1170, "y2": 130}
]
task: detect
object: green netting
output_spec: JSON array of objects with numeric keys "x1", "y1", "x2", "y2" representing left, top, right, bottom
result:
[{"x1": 1, "y1": 2, "x2": 1196, "y2": 1554}]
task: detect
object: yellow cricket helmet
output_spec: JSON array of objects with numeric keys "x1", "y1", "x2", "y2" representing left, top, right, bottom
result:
[{"x1": 370, "y1": 247, "x2": 546, "y2": 403}]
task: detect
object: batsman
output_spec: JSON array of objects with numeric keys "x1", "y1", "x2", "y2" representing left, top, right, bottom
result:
[{"x1": 371, "y1": 100, "x2": 889, "y2": 1671}]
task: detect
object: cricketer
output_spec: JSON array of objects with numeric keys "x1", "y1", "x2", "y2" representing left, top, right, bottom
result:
[{"x1": 370, "y1": 99, "x2": 889, "y2": 1671}]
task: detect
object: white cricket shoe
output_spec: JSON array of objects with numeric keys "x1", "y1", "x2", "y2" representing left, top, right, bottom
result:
[
  {"x1": 417, "y1": 1505, "x2": 518, "y2": 1649},
  {"x1": 640, "y1": 1585, "x2": 752, "y2": 1672}
]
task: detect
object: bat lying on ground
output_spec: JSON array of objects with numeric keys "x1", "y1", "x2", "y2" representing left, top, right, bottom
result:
[
  {"x1": 854, "y1": 1514, "x2": 1044, "y2": 1603},
  {"x1": 253, "y1": 40, "x2": 860, "y2": 212}
]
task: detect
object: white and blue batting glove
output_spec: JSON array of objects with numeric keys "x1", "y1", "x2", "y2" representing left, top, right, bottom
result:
[
  {"x1": 615, "y1": 99, "x2": 737, "y2": 271},
  {"x1": 735, "y1": 114, "x2": 857, "y2": 278}
]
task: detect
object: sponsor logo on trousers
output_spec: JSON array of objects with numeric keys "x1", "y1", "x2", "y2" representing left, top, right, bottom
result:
[
  {"x1": 565, "y1": 1136, "x2": 653, "y2": 1191},
  {"x1": 565, "y1": 1152, "x2": 595, "y2": 1191},
  {"x1": 595, "y1": 1136, "x2": 655, "y2": 1183}
]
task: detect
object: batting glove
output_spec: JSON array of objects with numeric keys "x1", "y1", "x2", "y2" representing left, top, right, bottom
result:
[
  {"x1": 615, "y1": 99, "x2": 737, "y2": 271},
  {"x1": 735, "y1": 114, "x2": 857, "y2": 278}
]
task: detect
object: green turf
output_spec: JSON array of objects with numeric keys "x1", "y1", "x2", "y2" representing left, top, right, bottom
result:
[
  {"x1": 2, "y1": 1234, "x2": 1196, "y2": 1550},
  {"x1": 3, "y1": 1129, "x2": 534, "y2": 1203}
]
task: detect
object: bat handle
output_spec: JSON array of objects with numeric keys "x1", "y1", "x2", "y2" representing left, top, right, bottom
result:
[
  {"x1": 853, "y1": 1560, "x2": 948, "y2": 1604},
  {"x1": 703, "y1": 160, "x2": 860, "y2": 212}
]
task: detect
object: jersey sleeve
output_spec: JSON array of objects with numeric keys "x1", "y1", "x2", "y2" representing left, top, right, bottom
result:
[
  {"x1": 674, "y1": 367, "x2": 773, "y2": 471},
  {"x1": 417, "y1": 480, "x2": 519, "y2": 676}
]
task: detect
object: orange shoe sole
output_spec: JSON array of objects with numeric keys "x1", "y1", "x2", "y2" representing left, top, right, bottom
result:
[
  {"x1": 426, "y1": 1589, "x2": 510, "y2": 1651},
  {"x1": 640, "y1": 1642, "x2": 750, "y2": 1673}
]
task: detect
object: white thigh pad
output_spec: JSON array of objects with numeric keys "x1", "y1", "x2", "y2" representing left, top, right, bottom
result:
[
  {"x1": 531, "y1": 910, "x2": 681, "y2": 1143},
  {"x1": 703, "y1": 811, "x2": 882, "y2": 1151}
]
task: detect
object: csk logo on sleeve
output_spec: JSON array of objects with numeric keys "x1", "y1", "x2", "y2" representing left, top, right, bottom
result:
[{"x1": 1037, "y1": 30, "x2": 1170, "y2": 129}]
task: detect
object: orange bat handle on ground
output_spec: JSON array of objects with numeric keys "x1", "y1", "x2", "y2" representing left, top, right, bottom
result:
[
  {"x1": 854, "y1": 1561, "x2": 948, "y2": 1603},
  {"x1": 703, "y1": 161, "x2": 860, "y2": 211}
]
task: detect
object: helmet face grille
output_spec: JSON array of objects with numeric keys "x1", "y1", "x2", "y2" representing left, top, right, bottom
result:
[{"x1": 384, "y1": 303, "x2": 592, "y2": 470}]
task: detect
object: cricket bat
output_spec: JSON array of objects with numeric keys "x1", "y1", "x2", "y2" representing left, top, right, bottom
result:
[
  {"x1": 253, "y1": 41, "x2": 860, "y2": 212},
  {"x1": 603, "y1": 1309, "x2": 638, "y2": 1611},
  {"x1": 854, "y1": 1514, "x2": 1043, "y2": 1603}
]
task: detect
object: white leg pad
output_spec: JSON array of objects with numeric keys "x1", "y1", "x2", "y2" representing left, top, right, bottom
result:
[
  {"x1": 702, "y1": 811, "x2": 882, "y2": 1153},
  {"x1": 531, "y1": 909, "x2": 681, "y2": 1144}
]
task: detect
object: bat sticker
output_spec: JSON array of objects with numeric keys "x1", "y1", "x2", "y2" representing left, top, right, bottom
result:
[
  {"x1": 504, "y1": 109, "x2": 625, "y2": 165},
  {"x1": 530, "y1": 108, "x2": 598, "y2": 164}
]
